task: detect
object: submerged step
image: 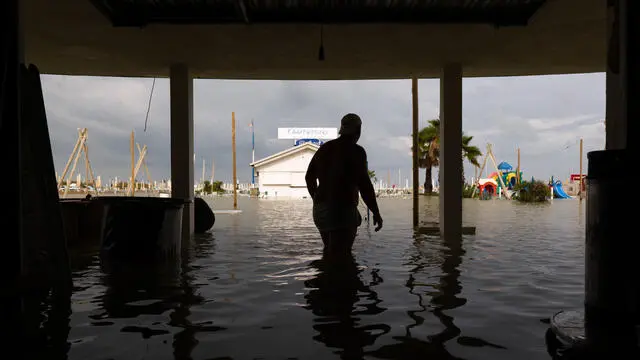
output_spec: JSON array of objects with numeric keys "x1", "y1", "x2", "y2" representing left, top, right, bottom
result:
[{"x1": 417, "y1": 222, "x2": 476, "y2": 236}]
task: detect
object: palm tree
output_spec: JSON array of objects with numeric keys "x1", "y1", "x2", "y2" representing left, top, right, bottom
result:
[
  {"x1": 414, "y1": 119, "x2": 482, "y2": 195},
  {"x1": 416, "y1": 119, "x2": 440, "y2": 194},
  {"x1": 461, "y1": 134, "x2": 482, "y2": 184},
  {"x1": 368, "y1": 169, "x2": 377, "y2": 183}
]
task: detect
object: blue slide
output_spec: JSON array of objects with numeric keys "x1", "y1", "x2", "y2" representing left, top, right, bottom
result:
[{"x1": 553, "y1": 182, "x2": 571, "y2": 199}]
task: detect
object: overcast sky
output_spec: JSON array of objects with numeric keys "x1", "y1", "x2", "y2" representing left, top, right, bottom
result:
[{"x1": 42, "y1": 73, "x2": 605, "y2": 186}]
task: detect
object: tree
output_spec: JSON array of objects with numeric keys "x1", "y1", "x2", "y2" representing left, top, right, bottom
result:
[
  {"x1": 461, "y1": 134, "x2": 482, "y2": 184},
  {"x1": 413, "y1": 119, "x2": 482, "y2": 195},
  {"x1": 416, "y1": 119, "x2": 440, "y2": 194},
  {"x1": 368, "y1": 169, "x2": 377, "y2": 183},
  {"x1": 211, "y1": 180, "x2": 224, "y2": 193},
  {"x1": 514, "y1": 179, "x2": 550, "y2": 202},
  {"x1": 202, "y1": 180, "x2": 212, "y2": 194}
]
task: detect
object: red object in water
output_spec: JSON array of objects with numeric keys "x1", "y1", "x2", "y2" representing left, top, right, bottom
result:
[
  {"x1": 569, "y1": 174, "x2": 586, "y2": 190},
  {"x1": 478, "y1": 179, "x2": 497, "y2": 196}
]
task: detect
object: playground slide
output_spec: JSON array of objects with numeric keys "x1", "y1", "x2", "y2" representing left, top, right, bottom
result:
[{"x1": 553, "y1": 182, "x2": 571, "y2": 199}]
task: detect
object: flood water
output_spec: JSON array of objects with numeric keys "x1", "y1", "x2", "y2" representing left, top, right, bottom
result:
[{"x1": 49, "y1": 196, "x2": 585, "y2": 359}]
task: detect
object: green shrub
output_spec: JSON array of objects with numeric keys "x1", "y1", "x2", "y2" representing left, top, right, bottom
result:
[
  {"x1": 462, "y1": 184, "x2": 476, "y2": 198},
  {"x1": 513, "y1": 180, "x2": 550, "y2": 202}
]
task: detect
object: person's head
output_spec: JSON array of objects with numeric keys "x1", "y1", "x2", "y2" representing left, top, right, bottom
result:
[{"x1": 338, "y1": 113, "x2": 362, "y2": 143}]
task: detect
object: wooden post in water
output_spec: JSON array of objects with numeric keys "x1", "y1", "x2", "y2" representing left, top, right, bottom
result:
[
  {"x1": 130, "y1": 130, "x2": 135, "y2": 196},
  {"x1": 516, "y1": 147, "x2": 521, "y2": 184},
  {"x1": 232, "y1": 112, "x2": 238, "y2": 209},
  {"x1": 83, "y1": 138, "x2": 96, "y2": 191},
  {"x1": 210, "y1": 158, "x2": 215, "y2": 183},
  {"x1": 579, "y1": 138, "x2": 584, "y2": 200},
  {"x1": 137, "y1": 143, "x2": 153, "y2": 192},
  {"x1": 85, "y1": 138, "x2": 90, "y2": 189},
  {"x1": 411, "y1": 75, "x2": 419, "y2": 228},
  {"x1": 202, "y1": 157, "x2": 205, "y2": 188}
]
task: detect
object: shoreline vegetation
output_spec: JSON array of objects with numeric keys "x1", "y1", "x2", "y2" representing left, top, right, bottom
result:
[
  {"x1": 512, "y1": 180, "x2": 553, "y2": 202},
  {"x1": 60, "y1": 181, "x2": 554, "y2": 202}
]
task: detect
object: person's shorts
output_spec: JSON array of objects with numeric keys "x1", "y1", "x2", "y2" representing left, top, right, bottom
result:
[{"x1": 312, "y1": 201, "x2": 362, "y2": 232}]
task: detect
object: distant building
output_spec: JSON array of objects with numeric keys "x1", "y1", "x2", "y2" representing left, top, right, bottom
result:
[{"x1": 250, "y1": 142, "x2": 319, "y2": 199}]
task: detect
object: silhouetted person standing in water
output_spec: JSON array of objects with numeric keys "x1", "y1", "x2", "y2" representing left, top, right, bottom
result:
[{"x1": 305, "y1": 113, "x2": 383, "y2": 257}]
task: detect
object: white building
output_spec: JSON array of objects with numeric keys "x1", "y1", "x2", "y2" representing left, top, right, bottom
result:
[{"x1": 250, "y1": 142, "x2": 319, "y2": 199}]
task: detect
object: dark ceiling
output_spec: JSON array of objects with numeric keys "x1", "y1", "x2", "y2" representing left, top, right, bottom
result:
[{"x1": 89, "y1": 0, "x2": 548, "y2": 27}]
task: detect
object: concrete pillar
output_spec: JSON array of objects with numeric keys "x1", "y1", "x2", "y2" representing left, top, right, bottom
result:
[
  {"x1": 439, "y1": 63, "x2": 463, "y2": 240},
  {"x1": 548, "y1": 1, "x2": 639, "y2": 356},
  {"x1": 170, "y1": 64, "x2": 194, "y2": 240},
  {"x1": 582, "y1": 0, "x2": 638, "y2": 355},
  {"x1": 411, "y1": 76, "x2": 419, "y2": 228},
  {"x1": 605, "y1": 0, "x2": 625, "y2": 149},
  {"x1": 1, "y1": 0, "x2": 22, "y2": 344},
  {"x1": 620, "y1": 0, "x2": 638, "y2": 149}
]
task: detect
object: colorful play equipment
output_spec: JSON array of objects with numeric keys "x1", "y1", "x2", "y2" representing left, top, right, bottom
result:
[
  {"x1": 550, "y1": 176, "x2": 571, "y2": 199},
  {"x1": 493, "y1": 162, "x2": 523, "y2": 190},
  {"x1": 472, "y1": 144, "x2": 524, "y2": 200},
  {"x1": 477, "y1": 162, "x2": 523, "y2": 199},
  {"x1": 477, "y1": 178, "x2": 498, "y2": 199}
]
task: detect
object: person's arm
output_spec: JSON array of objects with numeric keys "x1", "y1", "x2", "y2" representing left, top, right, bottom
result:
[
  {"x1": 356, "y1": 147, "x2": 382, "y2": 230},
  {"x1": 305, "y1": 152, "x2": 319, "y2": 199}
]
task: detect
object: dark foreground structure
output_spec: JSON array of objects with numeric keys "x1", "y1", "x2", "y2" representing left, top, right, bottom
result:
[{"x1": 1, "y1": 0, "x2": 637, "y2": 357}]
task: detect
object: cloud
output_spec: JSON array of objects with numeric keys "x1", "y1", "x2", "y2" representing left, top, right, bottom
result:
[
  {"x1": 527, "y1": 114, "x2": 598, "y2": 131},
  {"x1": 385, "y1": 136, "x2": 413, "y2": 155},
  {"x1": 41, "y1": 72, "x2": 606, "y2": 186}
]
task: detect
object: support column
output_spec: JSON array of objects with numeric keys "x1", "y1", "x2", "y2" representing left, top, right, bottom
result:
[
  {"x1": 620, "y1": 0, "x2": 638, "y2": 150},
  {"x1": 605, "y1": 0, "x2": 625, "y2": 150},
  {"x1": 439, "y1": 64, "x2": 463, "y2": 240},
  {"x1": 548, "y1": 1, "x2": 639, "y2": 356},
  {"x1": 1, "y1": 0, "x2": 22, "y2": 344},
  {"x1": 581, "y1": 0, "x2": 638, "y2": 355},
  {"x1": 411, "y1": 76, "x2": 419, "y2": 228},
  {"x1": 170, "y1": 64, "x2": 194, "y2": 241}
]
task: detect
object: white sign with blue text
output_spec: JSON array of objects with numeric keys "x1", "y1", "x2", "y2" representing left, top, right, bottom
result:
[{"x1": 277, "y1": 127, "x2": 338, "y2": 140}]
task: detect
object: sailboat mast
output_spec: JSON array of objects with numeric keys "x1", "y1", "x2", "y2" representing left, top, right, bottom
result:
[
  {"x1": 232, "y1": 112, "x2": 238, "y2": 210},
  {"x1": 251, "y1": 119, "x2": 255, "y2": 186},
  {"x1": 202, "y1": 157, "x2": 205, "y2": 185},
  {"x1": 211, "y1": 159, "x2": 215, "y2": 184}
]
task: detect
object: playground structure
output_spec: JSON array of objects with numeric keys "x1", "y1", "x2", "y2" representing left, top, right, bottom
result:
[
  {"x1": 472, "y1": 144, "x2": 523, "y2": 200},
  {"x1": 488, "y1": 162, "x2": 523, "y2": 194},
  {"x1": 471, "y1": 141, "x2": 586, "y2": 202},
  {"x1": 57, "y1": 128, "x2": 97, "y2": 198},
  {"x1": 57, "y1": 128, "x2": 157, "y2": 197},
  {"x1": 550, "y1": 176, "x2": 571, "y2": 199},
  {"x1": 477, "y1": 178, "x2": 498, "y2": 199},
  {"x1": 126, "y1": 130, "x2": 157, "y2": 196}
]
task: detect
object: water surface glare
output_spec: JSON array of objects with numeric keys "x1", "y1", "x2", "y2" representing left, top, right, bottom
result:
[{"x1": 63, "y1": 196, "x2": 585, "y2": 359}]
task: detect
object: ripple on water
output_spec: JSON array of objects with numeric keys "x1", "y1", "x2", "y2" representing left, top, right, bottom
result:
[{"x1": 34, "y1": 197, "x2": 586, "y2": 360}]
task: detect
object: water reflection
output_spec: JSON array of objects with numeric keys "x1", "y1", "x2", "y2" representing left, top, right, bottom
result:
[
  {"x1": 369, "y1": 235, "x2": 505, "y2": 359},
  {"x1": 21, "y1": 287, "x2": 72, "y2": 359},
  {"x1": 430, "y1": 236, "x2": 466, "y2": 345},
  {"x1": 95, "y1": 255, "x2": 184, "y2": 321},
  {"x1": 33, "y1": 197, "x2": 587, "y2": 359},
  {"x1": 304, "y1": 254, "x2": 390, "y2": 359},
  {"x1": 365, "y1": 235, "x2": 466, "y2": 359},
  {"x1": 171, "y1": 233, "x2": 222, "y2": 360},
  {"x1": 93, "y1": 234, "x2": 222, "y2": 359},
  {"x1": 31, "y1": 233, "x2": 222, "y2": 360}
]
